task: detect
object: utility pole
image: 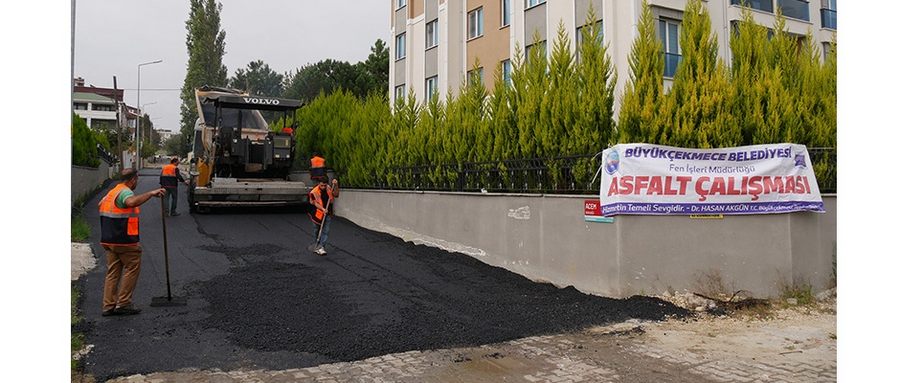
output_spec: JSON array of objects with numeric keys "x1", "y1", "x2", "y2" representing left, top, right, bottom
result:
[{"x1": 113, "y1": 76, "x2": 122, "y2": 173}]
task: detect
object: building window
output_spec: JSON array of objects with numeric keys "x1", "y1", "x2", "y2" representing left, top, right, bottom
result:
[
  {"x1": 74, "y1": 103, "x2": 88, "y2": 110},
  {"x1": 502, "y1": 60, "x2": 512, "y2": 85},
  {"x1": 778, "y1": 0, "x2": 809, "y2": 21},
  {"x1": 526, "y1": 0, "x2": 546, "y2": 9},
  {"x1": 395, "y1": 84, "x2": 406, "y2": 101},
  {"x1": 659, "y1": 18, "x2": 681, "y2": 78},
  {"x1": 501, "y1": 0, "x2": 511, "y2": 27},
  {"x1": 426, "y1": 19, "x2": 439, "y2": 49},
  {"x1": 576, "y1": 20, "x2": 604, "y2": 47},
  {"x1": 821, "y1": 0, "x2": 836, "y2": 29},
  {"x1": 822, "y1": 42, "x2": 832, "y2": 59},
  {"x1": 397, "y1": 0, "x2": 406, "y2": 10},
  {"x1": 730, "y1": 0, "x2": 773, "y2": 13},
  {"x1": 425, "y1": 76, "x2": 438, "y2": 102},
  {"x1": 92, "y1": 104, "x2": 115, "y2": 112},
  {"x1": 396, "y1": 33, "x2": 406, "y2": 60},
  {"x1": 468, "y1": 7, "x2": 484, "y2": 39},
  {"x1": 525, "y1": 41, "x2": 547, "y2": 62},
  {"x1": 468, "y1": 67, "x2": 484, "y2": 85}
]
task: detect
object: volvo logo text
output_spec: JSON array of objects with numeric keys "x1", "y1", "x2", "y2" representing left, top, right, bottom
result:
[{"x1": 243, "y1": 97, "x2": 280, "y2": 105}]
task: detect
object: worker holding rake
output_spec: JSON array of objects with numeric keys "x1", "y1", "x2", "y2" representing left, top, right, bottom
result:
[{"x1": 308, "y1": 175, "x2": 339, "y2": 255}]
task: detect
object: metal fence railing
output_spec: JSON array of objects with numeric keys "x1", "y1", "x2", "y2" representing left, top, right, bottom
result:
[{"x1": 359, "y1": 148, "x2": 836, "y2": 195}]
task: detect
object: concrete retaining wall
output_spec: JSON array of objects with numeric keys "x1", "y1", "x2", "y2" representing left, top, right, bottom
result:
[
  {"x1": 72, "y1": 162, "x2": 114, "y2": 203},
  {"x1": 335, "y1": 190, "x2": 836, "y2": 298}
]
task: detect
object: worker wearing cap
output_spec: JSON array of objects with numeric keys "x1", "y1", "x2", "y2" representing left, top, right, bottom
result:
[
  {"x1": 159, "y1": 157, "x2": 188, "y2": 216},
  {"x1": 99, "y1": 168, "x2": 166, "y2": 316}
]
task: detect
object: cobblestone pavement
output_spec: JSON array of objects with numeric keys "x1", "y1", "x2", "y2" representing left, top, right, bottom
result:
[{"x1": 106, "y1": 307, "x2": 836, "y2": 383}]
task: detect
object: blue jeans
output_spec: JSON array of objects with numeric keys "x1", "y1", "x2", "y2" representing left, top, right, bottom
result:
[{"x1": 313, "y1": 215, "x2": 331, "y2": 247}]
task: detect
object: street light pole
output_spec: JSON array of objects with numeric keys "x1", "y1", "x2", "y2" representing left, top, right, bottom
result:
[{"x1": 136, "y1": 59, "x2": 162, "y2": 170}]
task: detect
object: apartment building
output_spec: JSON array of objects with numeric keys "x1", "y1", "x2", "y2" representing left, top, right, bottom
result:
[{"x1": 389, "y1": 0, "x2": 837, "y2": 110}]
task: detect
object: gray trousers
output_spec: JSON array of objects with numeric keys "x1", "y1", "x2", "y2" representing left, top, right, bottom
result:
[{"x1": 162, "y1": 187, "x2": 178, "y2": 214}]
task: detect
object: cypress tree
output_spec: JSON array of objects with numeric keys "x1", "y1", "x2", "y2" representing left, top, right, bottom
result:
[
  {"x1": 618, "y1": 0, "x2": 663, "y2": 144},
  {"x1": 663, "y1": 0, "x2": 738, "y2": 148},
  {"x1": 517, "y1": 31, "x2": 549, "y2": 159},
  {"x1": 729, "y1": 7, "x2": 767, "y2": 145},
  {"x1": 572, "y1": 6, "x2": 616, "y2": 187}
]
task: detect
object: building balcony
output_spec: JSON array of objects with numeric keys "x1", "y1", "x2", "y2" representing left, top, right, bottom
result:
[{"x1": 730, "y1": 0, "x2": 810, "y2": 22}]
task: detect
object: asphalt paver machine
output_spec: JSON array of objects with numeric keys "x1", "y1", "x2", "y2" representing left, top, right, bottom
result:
[{"x1": 188, "y1": 86, "x2": 307, "y2": 212}]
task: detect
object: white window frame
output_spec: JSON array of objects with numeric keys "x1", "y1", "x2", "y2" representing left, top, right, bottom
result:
[
  {"x1": 426, "y1": 19, "x2": 439, "y2": 49},
  {"x1": 526, "y1": 0, "x2": 546, "y2": 10},
  {"x1": 501, "y1": 0, "x2": 511, "y2": 27},
  {"x1": 659, "y1": 18, "x2": 680, "y2": 55},
  {"x1": 425, "y1": 76, "x2": 439, "y2": 102},
  {"x1": 395, "y1": 84, "x2": 406, "y2": 101},
  {"x1": 468, "y1": 7, "x2": 484, "y2": 40},
  {"x1": 397, "y1": 0, "x2": 406, "y2": 10},
  {"x1": 396, "y1": 32, "x2": 406, "y2": 60}
]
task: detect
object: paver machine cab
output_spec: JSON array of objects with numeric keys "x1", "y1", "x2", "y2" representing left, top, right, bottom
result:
[{"x1": 188, "y1": 86, "x2": 307, "y2": 212}]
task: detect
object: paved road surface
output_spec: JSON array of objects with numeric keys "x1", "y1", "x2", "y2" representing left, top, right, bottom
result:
[{"x1": 76, "y1": 169, "x2": 686, "y2": 381}]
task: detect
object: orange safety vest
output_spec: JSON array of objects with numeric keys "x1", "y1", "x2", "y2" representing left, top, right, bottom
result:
[
  {"x1": 99, "y1": 183, "x2": 141, "y2": 246},
  {"x1": 310, "y1": 156, "x2": 326, "y2": 169},
  {"x1": 308, "y1": 184, "x2": 334, "y2": 224},
  {"x1": 160, "y1": 164, "x2": 178, "y2": 188}
]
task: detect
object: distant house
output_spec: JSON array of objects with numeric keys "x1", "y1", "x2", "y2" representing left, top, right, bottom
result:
[
  {"x1": 72, "y1": 77, "x2": 138, "y2": 135},
  {"x1": 156, "y1": 128, "x2": 176, "y2": 142},
  {"x1": 73, "y1": 91, "x2": 118, "y2": 132}
]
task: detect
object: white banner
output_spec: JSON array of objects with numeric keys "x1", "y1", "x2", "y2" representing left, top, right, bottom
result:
[{"x1": 599, "y1": 143, "x2": 825, "y2": 216}]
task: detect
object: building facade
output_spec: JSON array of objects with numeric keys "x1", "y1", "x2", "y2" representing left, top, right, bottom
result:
[{"x1": 389, "y1": 0, "x2": 837, "y2": 111}]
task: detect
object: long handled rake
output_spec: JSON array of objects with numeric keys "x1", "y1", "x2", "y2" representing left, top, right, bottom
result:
[{"x1": 151, "y1": 193, "x2": 187, "y2": 307}]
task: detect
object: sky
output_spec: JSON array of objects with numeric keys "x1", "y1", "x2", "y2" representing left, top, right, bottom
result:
[{"x1": 74, "y1": 0, "x2": 389, "y2": 135}]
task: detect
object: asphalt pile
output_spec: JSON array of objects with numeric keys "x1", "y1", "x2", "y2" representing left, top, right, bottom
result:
[{"x1": 200, "y1": 223, "x2": 689, "y2": 362}]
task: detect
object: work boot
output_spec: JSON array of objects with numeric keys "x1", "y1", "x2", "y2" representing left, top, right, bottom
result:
[{"x1": 114, "y1": 305, "x2": 142, "y2": 316}]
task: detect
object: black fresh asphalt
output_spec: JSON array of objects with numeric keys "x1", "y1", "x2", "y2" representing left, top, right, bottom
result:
[{"x1": 76, "y1": 169, "x2": 688, "y2": 381}]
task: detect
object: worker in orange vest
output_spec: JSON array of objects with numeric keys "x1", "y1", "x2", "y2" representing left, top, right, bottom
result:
[
  {"x1": 99, "y1": 168, "x2": 165, "y2": 316},
  {"x1": 310, "y1": 152, "x2": 326, "y2": 181},
  {"x1": 159, "y1": 157, "x2": 188, "y2": 216},
  {"x1": 308, "y1": 175, "x2": 340, "y2": 255}
]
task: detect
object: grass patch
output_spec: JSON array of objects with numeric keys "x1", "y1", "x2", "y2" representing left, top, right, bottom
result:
[
  {"x1": 72, "y1": 214, "x2": 90, "y2": 242},
  {"x1": 779, "y1": 281, "x2": 815, "y2": 306}
]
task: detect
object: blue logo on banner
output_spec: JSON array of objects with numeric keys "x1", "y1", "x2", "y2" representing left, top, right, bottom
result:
[
  {"x1": 606, "y1": 150, "x2": 620, "y2": 175},
  {"x1": 794, "y1": 154, "x2": 806, "y2": 168}
]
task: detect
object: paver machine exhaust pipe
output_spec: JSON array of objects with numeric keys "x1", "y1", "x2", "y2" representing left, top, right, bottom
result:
[{"x1": 151, "y1": 196, "x2": 187, "y2": 307}]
